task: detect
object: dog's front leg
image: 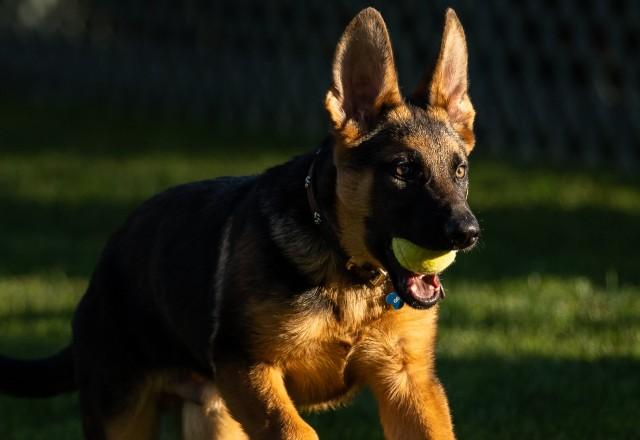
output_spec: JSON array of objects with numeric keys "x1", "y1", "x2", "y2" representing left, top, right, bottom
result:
[
  {"x1": 373, "y1": 372, "x2": 454, "y2": 440},
  {"x1": 353, "y1": 309, "x2": 455, "y2": 440},
  {"x1": 215, "y1": 361, "x2": 318, "y2": 440}
]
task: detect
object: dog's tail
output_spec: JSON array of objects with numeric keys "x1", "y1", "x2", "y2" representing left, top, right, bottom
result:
[{"x1": 0, "y1": 345, "x2": 77, "y2": 397}]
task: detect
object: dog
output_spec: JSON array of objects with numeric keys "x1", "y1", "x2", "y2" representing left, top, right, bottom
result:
[{"x1": 0, "y1": 7, "x2": 479, "y2": 440}]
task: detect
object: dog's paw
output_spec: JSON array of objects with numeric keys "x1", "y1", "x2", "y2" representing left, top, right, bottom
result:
[{"x1": 287, "y1": 422, "x2": 319, "y2": 440}]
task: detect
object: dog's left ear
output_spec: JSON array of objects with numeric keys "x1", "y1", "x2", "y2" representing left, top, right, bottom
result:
[
  {"x1": 325, "y1": 7, "x2": 403, "y2": 146},
  {"x1": 413, "y1": 9, "x2": 476, "y2": 154}
]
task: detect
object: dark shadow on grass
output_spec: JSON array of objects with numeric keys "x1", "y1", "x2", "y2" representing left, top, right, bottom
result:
[
  {"x1": 0, "y1": 309, "x2": 74, "y2": 323},
  {"x1": 0, "y1": 195, "x2": 138, "y2": 277},
  {"x1": 304, "y1": 355, "x2": 640, "y2": 440},
  {"x1": 438, "y1": 355, "x2": 640, "y2": 439},
  {"x1": 1, "y1": 189, "x2": 639, "y2": 285},
  {"x1": 448, "y1": 205, "x2": 640, "y2": 285}
]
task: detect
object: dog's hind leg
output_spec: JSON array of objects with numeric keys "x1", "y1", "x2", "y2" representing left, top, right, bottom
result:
[
  {"x1": 78, "y1": 373, "x2": 163, "y2": 440},
  {"x1": 103, "y1": 383, "x2": 162, "y2": 440},
  {"x1": 72, "y1": 290, "x2": 163, "y2": 440},
  {"x1": 181, "y1": 382, "x2": 248, "y2": 440}
]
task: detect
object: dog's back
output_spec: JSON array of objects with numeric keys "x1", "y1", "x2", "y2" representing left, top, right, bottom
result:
[{"x1": 75, "y1": 175, "x2": 256, "y2": 370}]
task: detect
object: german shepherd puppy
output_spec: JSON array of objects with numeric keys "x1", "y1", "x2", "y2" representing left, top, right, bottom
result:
[{"x1": 0, "y1": 7, "x2": 479, "y2": 440}]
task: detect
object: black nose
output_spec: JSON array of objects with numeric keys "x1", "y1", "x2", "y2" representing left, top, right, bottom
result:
[{"x1": 445, "y1": 214, "x2": 480, "y2": 250}]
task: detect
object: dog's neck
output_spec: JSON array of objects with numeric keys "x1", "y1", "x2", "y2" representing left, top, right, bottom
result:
[{"x1": 259, "y1": 139, "x2": 388, "y2": 289}]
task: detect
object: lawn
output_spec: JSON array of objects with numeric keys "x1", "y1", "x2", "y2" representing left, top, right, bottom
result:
[{"x1": 1, "y1": 104, "x2": 639, "y2": 439}]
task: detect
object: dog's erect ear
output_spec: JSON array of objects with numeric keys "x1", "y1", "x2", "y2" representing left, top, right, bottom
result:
[
  {"x1": 414, "y1": 9, "x2": 475, "y2": 153},
  {"x1": 325, "y1": 7, "x2": 402, "y2": 146}
]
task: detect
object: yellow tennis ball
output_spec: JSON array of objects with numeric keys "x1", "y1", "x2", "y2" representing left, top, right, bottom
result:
[{"x1": 391, "y1": 238, "x2": 457, "y2": 275}]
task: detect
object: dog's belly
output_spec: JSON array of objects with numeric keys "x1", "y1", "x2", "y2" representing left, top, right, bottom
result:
[{"x1": 282, "y1": 339, "x2": 356, "y2": 408}]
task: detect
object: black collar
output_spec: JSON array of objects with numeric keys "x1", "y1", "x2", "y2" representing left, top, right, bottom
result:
[{"x1": 304, "y1": 149, "x2": 388, "y2": 286}]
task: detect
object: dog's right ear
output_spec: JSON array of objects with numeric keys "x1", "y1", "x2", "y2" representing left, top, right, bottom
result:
[
  {"x1": 412, "y1": 9, "x2": 475, "y2": 153},
  {"x1": 325, "y1": 8, "x2": 402, "y2": 146}
]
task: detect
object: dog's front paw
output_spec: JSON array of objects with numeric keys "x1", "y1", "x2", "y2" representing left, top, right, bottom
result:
[{"x1": 286, "y1": 421, "x2": 319, "y2": 440}]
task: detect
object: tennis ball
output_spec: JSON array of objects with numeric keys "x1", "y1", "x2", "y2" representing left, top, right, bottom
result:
[{"x1": 391, "y1": 238, "x2": 457, "y2": 275}]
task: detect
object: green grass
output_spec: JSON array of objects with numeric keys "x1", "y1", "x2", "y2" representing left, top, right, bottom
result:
[{"x1": 0, "y1": 104, "x2": 639, "y2": 439}]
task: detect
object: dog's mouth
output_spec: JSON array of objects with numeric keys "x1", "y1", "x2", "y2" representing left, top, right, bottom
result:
[{"x1": 384, "y1": 246, "x2": 446, "y2": 309}]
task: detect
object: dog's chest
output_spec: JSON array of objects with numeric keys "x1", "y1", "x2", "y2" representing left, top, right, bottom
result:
[{"x1": 273, "y1": 286, "x2": 388, "y2": 407}]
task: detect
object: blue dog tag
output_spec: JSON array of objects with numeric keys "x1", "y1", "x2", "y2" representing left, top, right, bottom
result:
[{"x1": 385, "y1": 291, "x2": 404, "y2": 310}]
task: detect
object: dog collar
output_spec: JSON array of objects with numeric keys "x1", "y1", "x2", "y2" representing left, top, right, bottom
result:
[{"x1": 304, "y1": 149, "x2": 388, "y2": 287}]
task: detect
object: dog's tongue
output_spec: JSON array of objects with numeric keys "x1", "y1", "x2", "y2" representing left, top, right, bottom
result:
[
  {"x1": 407, "y1": 273, "x2": 441, "y2": 301},
  {"x1": 424, "y1": 274, "x2": 441, "y2": 289}
]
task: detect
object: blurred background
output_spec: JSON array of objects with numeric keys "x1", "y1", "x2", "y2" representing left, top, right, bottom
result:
[
  {"x1": 2, "y1": 0, "x2": 639, "y2": 166},
  {"x1": 0, "y1": 0, "x2": 639, "y2": 439}
]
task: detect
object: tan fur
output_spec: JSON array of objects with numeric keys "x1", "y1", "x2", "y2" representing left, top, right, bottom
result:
[
  {"x1": 350, "y1": 306, "x2": 453, "y2": 440},
  {"x1": 207, "y1": 277, "x2": 453, "y2": 439},
  {"x1": 104, "y1": 373, "x2": 248, "y2": 440},
  {"x1": 105, "y1": 403, "x2": 159, "y2": 440},
  {"x1": 180, "y1": 8, "x2": 469, "y2": 439},
  {"x1": 386, "y1": 104, "x2": 414, "y2": 123},
  {"x1": 333, "y1": 165, "x2": 381, "y2": 269},
  {"x1": 426, "y1": 106, "x2": 452, "y2": 124},
  {"x1": 181, "y1": 384, "x2": 247, "y2": 440},
  {"x1": 245, "y1": 283, "x2": 387, "y2": 408},
  {"x1": 214, "y1": 362, "x2": 319, "y2": 440},
  {"x1": 105, "y1": 375, "x2": 164, "y2": 440},
  {"x1": 108, "y1": 291, "x2": 454, "y2": 440}
]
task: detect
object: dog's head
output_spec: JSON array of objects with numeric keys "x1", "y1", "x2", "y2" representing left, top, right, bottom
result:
[{"x1": 326, "y1": 8, "x2": 480, "y2": 308}]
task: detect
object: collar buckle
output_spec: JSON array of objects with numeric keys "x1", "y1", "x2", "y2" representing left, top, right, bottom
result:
[
  {"x1": 346, "y1": 258, "x2": 388, "y2": 286},
  {"x1": 369, "y1": 268, "x2": 388, "y2": 287}
]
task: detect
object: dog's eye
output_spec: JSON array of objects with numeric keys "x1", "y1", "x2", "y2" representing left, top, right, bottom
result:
[
  {"x1": 392, "y1": 162, "x2": 417, "y2": 181},
  {"x1": 455, "y1": 164, "x2": 467, "y2": 179}
]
